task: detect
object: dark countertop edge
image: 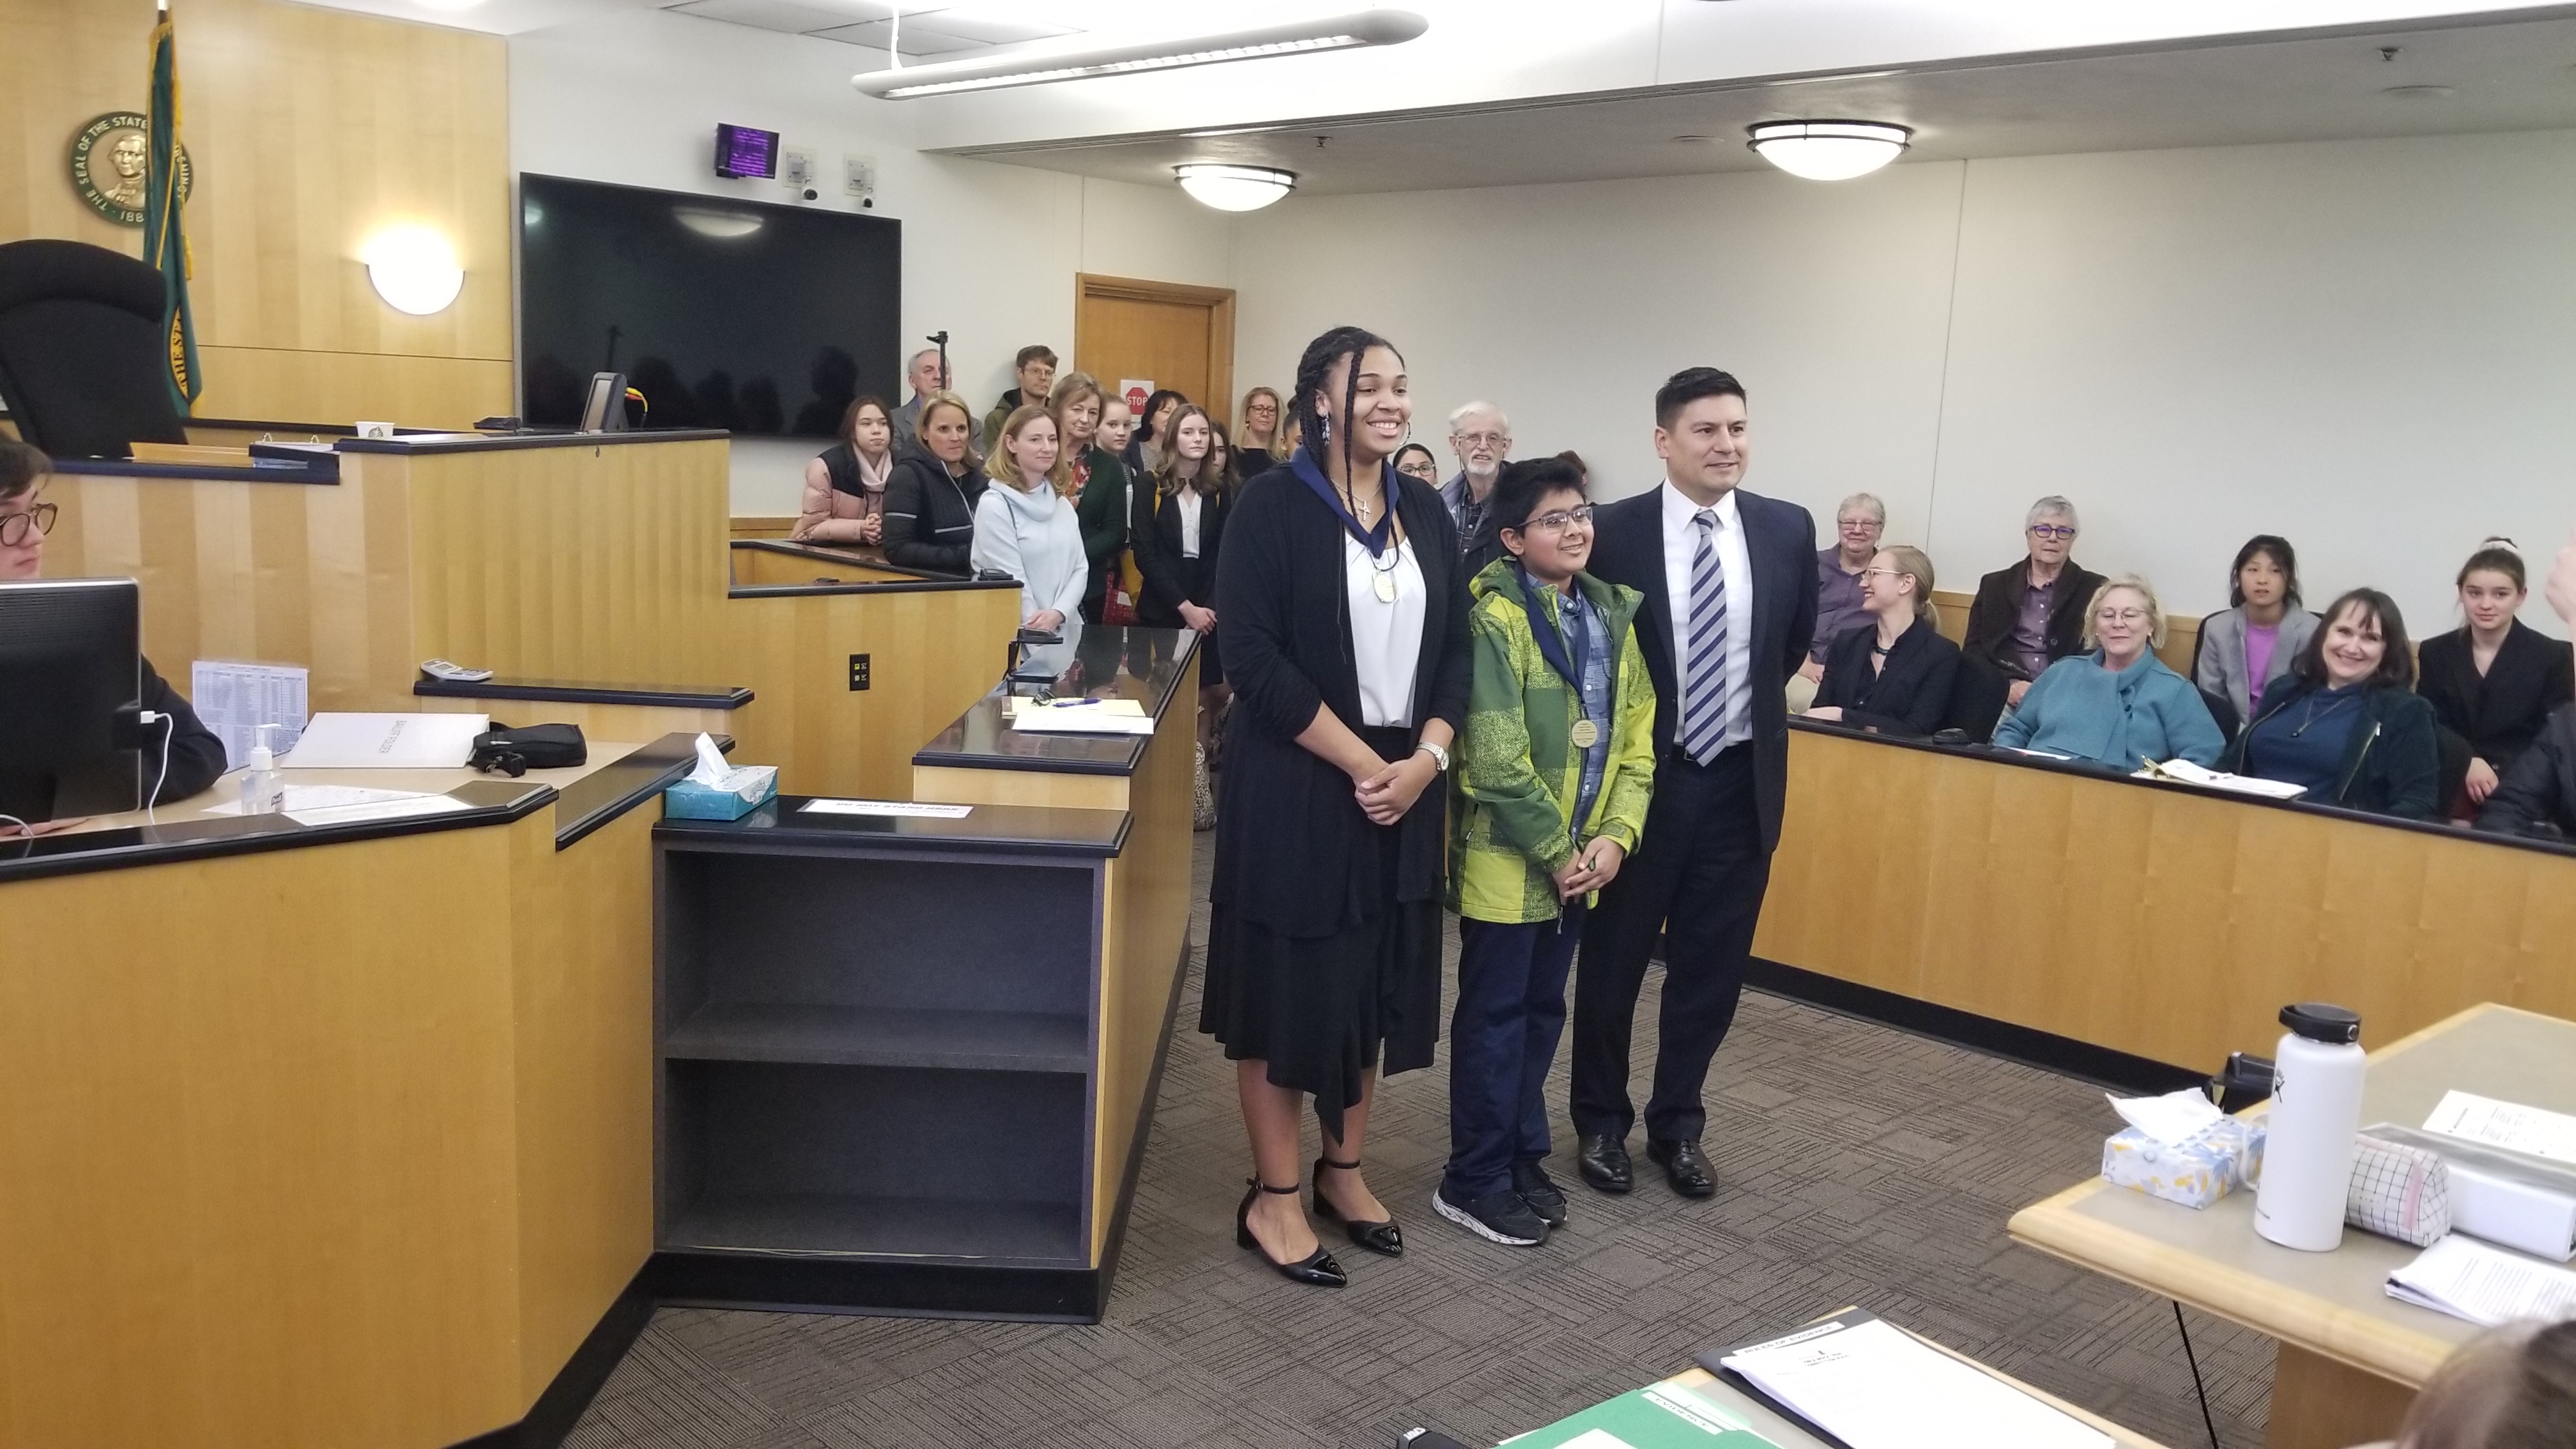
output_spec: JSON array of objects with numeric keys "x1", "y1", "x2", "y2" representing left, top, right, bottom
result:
[
  {"x1": 654, "y1": 799, "x2": 1130, "y2": 858},
  {"x1": 728, "y1": 539, "x2": 958, "y2": 581},
  {"x1": 0, "y1": 411, "x2": 358, "y2": 437},
  {"x1": 337, "y1": 429, "x2": 731, "y2": 454},
  {"x1": 911, "y1": 629, "x2": 1198, "y2": 778},
  {"x1": 49, "y1": 457, "x2": 339, "y2": 485},
  {"x1": 554, "y1": 732, "x2": 724, "y2": 850},
  {"x1": 728, "y1": 578, "x2": 1020, "y2": 599},
  {"x1": 1790, "y1": 717, "x2": 2576, "y2": 863},
  {"x1": 415, "y1": 678, "x2": 753, "y2": 710},
  {"x1": 0, "y1": 783, "x2": 554, "y2": 885}
]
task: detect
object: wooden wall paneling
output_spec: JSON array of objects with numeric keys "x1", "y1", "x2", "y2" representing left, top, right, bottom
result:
[
  {"x1": 908, "y1": 764, "x2": 1129, "y2": 812},
  {"x1": 1089, "y1": 690, "x2": 1194, "y2": 1263},
  {"x1": 729, "y1": 516, "x2": 799, "y2": 540},
  {"x1": 729, "y1": 583, "x2": 1023, "y2": 800},
  {"x1": 730, "y1": 546, "x2": 919, "y2": 588},
  {"x1": 414, "y1": 696, "x2": 745, "y2": 744},
  {"x1": 192, "y1": 349, "x2": 512, "y2": 432},
  {"x1": 507, "y1": 806, "x2": 656, "y2": 1404},
  {"x1": 1759, "y1": 728, "x2": 2576, "y2": 1071},
  {"x1": 1925, "y1": 587, "x2": 2200, "y2": 675},
  {"x1": 0, "y1": 821, "x2": 538, "y2": 1448}
]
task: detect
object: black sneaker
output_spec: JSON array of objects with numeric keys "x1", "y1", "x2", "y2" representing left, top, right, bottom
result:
[
  {"x1": 1512, "y1": 1161, "x2": 1568, "y2": 1227},
  {"x1": 1434, "y1": 1181, "x2": 1549, "y2": 1246}
]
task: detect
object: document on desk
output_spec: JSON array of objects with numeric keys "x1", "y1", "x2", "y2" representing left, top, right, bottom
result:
[
  {"x1": 1010, "y1": 700, "x2": 1156, "y2": 736},
  {"x1": 2386, "y1": 1234, "x2": 2576, "y2": 1326},
  {"x1": 279, "y1": 713, "x2": 488, "y2": 769},
  {"x1": 1710, "y1": 1312, "x2": 2110, "y2": 1449},
  {"x1": 204, "y1": 785, "x2": 427, "y2": 816},
  {"x1": 2424, "y1": 1091, "x2": 2576, "y2": 1167},
  {"x1": 1496, "y1": 1382, "x2": 1782, "y2": 1448},
  {"x1": 800, "y1": 799, "x2": 973, "y2": 818},
  {"x1": 2130, "y1": 758, "x2": 2308, "y2": 800}
]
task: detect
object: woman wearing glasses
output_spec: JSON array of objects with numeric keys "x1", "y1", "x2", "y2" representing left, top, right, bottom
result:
[
  {"x1": 2221, "y1": 588, "x2": 2441, "y2": 818},
  {"x1": 1803, "y1": 545, "x2": 1958, "y2": 737},
  {"x1": 1445, "y1": 458, "x2": 1654, "y2": 1248},
  {"x1": 0, "y1": 441, "x2": 227, "y2": 826},
  {"x1": 1991, "y1": 574, "x2": 2223, "y2": 770}
]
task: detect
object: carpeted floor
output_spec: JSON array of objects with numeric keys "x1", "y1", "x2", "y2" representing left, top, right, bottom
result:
[{"x1": 568, "y1": 834, "x2": 2274, "y2": 1449}]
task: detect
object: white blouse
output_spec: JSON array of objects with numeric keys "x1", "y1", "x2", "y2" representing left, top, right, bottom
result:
[
  {"x1": 1177, "y1": 489, "x2": 1203, "y2": 559},
  {"x1": 1345, "y1": 535, "x2": 1425, "y2": 728}
]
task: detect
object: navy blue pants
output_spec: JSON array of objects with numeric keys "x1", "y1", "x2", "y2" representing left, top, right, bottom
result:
[{"x1": 1444, "y1": 903, "x2": 1585, "y2": 1200}]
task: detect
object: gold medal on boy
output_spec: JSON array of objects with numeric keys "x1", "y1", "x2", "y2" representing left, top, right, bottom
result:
[
  {"x1": 69, "y1": 112, "x2": 191, "y2": 227},
  {"x1": 1570, "y1": 718, "x2": 1599, "y2": 749}
]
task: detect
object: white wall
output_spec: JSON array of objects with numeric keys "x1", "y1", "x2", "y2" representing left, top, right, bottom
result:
[
  {"x1": 1234, "y1": 128, "x2": 2576, "y2": 632},
  {"x1": 508, "y1": 8, "x2": 1235, "y2": 514}
]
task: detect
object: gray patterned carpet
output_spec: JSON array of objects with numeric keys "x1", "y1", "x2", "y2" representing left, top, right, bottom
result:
[{"x1": 569, "y1": 836, "x2": 2273, "y2": 1449}]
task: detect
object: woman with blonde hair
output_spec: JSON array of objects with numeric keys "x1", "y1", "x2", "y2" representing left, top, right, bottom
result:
[
  {"x1": 882, "y1": 390, "x2": 988, "y2": 575},
  {"x1": 1993, "y1": 574, "x2": 2223, "y2": 769},
  {"x1": 970, "y1": 404, "x2": 1084, "y2": 632},
  {"x1": 1238, "y1": 385, "x2": 1285, "y2": 468},
  {"x1": 1804, "y1": 544, "x2": 1959, "y2": 737},
  {"x1": 1048, "y1": 372, "x2": 1137, "y2": 623}
]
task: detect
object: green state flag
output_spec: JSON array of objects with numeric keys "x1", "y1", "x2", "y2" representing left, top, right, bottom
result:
[{"x1": 144, "y1": 1, "x2": 201, "y2": 413}]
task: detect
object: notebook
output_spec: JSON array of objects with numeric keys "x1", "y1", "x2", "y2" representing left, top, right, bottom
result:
[{"x1": 1698, "y1": 1311, "x2": 2110, "y2": 1449}]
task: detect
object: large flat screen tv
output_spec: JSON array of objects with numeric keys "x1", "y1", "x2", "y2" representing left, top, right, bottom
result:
[{"x1": 518, "y1": 173, "x2": 901, "y2": 438}]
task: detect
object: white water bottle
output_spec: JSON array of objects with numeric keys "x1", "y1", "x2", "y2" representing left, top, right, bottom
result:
[{"x1": 2254, "y1": 1002, "x2": 2366, "y2": 1252}]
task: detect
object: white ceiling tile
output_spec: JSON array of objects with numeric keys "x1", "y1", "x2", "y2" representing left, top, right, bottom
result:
[
  {"x1": 898, "y1": 13, "x2": 1077, "y2": 44},
  {"x1": 809, "y1": 17, "x2": 988, "y2": 54},
  {"x1": 668, "y1": 0, "x2": 875, "y2": 33}
]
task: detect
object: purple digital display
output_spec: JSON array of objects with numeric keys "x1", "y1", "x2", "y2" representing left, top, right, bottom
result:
[{"x1": 714, "y1": 123, "x2": 779, "y2": 180}]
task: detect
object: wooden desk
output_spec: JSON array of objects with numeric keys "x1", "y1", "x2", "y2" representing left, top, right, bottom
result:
[
  {"x1": 0, "y1": 734, "x2": 702, "y2": 1448},
  {"x1": 2009, "y1": 1004, "x2": 2576, "y2": 1449},
  {"x1": 1759, "y1": 723, "x2": 2576, "y2": 1077}
]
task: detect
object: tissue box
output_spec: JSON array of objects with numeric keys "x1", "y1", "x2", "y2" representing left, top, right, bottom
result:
[
  {"x1": 2103, "y1": 1117, "x2": 2268, "y2": 1210},
  {"x1": 663, "y1": 764, "x2": 778, "y2": 820}
]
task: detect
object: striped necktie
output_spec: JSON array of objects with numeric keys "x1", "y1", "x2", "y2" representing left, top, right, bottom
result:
[{"x1": 1679, "y1": 509, "x2": 1730, "y2": 762}]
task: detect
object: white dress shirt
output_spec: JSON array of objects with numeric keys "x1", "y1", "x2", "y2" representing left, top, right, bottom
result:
[
  {"x1": 1346, "y1": 535, "x2": 1426, "y2": 728},
  {"x1": 1177, "y1": 487, "x2": 1203, "y2": 558},
  {"x1": 1659, "y1": 480, "x2": 1754, "y2": 749}
]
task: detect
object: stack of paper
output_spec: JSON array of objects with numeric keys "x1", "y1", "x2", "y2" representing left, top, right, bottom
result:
[
  {"x1": 2386, "y1": 1234, "x2": 2576, "y2": 1326},
  {"x1": 2424, "y1": 1091, "x2": 2576, "y2": 1167},
  {"x1": 1009, "y1": 698, "x2": 1155, "y2": 736},
  {"x1": 279, "y1": 713, "x2": 489, "y2": 769},
  {"x1": 2131, "y1": 759, "x2": 2307, "y2": 799},
  {"x1": 1710, "y1": 1312, "x2": 2110, "y2": 1449}
]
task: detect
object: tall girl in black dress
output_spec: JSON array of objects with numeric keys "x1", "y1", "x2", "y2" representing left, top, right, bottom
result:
[{"x1": 1204, "y1": 326, "x2": 1472, "y2": 1286}]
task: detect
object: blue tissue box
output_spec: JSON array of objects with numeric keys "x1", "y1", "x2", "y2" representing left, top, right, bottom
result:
[{"x1": 663, "y1": 764, "x2": 778, "y2": 820}]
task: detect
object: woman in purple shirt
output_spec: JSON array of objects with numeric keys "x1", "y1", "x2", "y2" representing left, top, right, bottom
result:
[{"x1": 2195, "y1": 535, "x2": 2317, "y2": 732}]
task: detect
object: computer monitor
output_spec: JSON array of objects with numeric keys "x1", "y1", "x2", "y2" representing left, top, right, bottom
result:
[{"x1": 0, "y1": 577, "x2": 141, "y2": 822}]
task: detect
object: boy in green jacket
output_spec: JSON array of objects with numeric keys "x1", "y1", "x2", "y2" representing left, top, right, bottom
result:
[{"x1": 1439, "y1": 457, "x2": 1656, "y2": 1247}]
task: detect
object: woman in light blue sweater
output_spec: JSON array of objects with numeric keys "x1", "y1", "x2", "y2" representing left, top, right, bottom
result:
[
  {"x1": 972, "y1": 404, "x2": 1087, "y2": 631},
  {"x1": 1993, "y1": 574, "x2": 2224, "y2": 770}
]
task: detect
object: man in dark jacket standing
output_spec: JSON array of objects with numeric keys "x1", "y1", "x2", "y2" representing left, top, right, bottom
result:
[
  {"x1": 1568, "y1": 368, "x2": 1816, "y2": 1202},
  {"x1": 1962, "y1": 495, "x2": 2105, "y2": 709}
]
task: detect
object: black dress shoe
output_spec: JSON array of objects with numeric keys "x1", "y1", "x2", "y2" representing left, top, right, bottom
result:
[
  {"x1": 1512, "y1": 1160, "x2": 1568, "y2": 1227},
  {"x1": 1646, "y1": 1137, "x2": 1715, "y2": 1198},
  {"x1": 1236, "y1": 1181, "x2": 1347, "y2": 1287},
  {"x1": 1312, "y1": 1156, "x2": 1402, "y2": 1257},
  {"x1": 1577, "y1": 1134, "x2": 1633, "y2": 1195}
]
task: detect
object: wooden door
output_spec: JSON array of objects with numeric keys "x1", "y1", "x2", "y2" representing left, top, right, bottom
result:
[{"x1": 1072, "y1": 274, "x2": 1236, "y2": 428}]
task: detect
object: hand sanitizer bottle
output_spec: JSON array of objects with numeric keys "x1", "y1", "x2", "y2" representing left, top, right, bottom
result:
[{"x1": 239, "y1": 724, "x2": 284, "y2": 815}]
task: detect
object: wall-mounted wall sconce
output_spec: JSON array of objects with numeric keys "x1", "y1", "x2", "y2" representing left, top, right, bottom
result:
[{"x1": 363, "y1": 226, "x2": 463, "y2": 315}]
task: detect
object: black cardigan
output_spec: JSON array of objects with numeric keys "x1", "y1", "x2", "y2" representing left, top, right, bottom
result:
[
  {"x1": 2222, "y1": 675, "x2": 2441, "y2": 820},
  {"x1": 2418, "y1": 619, "x2": 2575, "y2": 778},
  {"x1": 1129, "y1": 476, "x2": 1229, "y2": 627},
  {"x1": 1813, "y1": 615, "x2": 1961, "y2": 737},
  {"x1": 1962, "y1": 558, "x2": 2106, "y2": 682},
  {"x1": 2476, "y1": 703, "x2": 2576, "y2": 839},
  {"x1": 1211, "y1": 463, "x2": 1472, "y2": 936},
  {"x1": 880, "y1": 454, "x2": 987, "y2": 575}
]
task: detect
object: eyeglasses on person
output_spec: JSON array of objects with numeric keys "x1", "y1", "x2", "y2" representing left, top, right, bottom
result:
[
  {"x1": 1453, "y1": 431, "x2": 1508, "y2": 448},
  {"x1": 2095, "y1": 607, "x2": 2151, "y2": 625},
  {"x1": 2028, "y1": 523, "x2": 2077, "y2": 540},
  {"x1": 0, "y1": 502, "x2": 57, "y2": 548},
  {"x1": 1512, "y1": 504, "x2": 1594, "y2": 534}
]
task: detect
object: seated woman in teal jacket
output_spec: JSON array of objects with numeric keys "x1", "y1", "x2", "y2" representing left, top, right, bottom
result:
[
  {"x1": 1993, "y1": 574, "x2": 2224, "y2": 770},
  {"x1": 2221, "y1": 587, "x2": 2441, "y2": 819}
]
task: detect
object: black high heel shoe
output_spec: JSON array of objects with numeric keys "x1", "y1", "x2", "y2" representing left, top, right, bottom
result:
[
  {"x1": 1236, "y1": 1181, "x2": 1347, "y2": 1287},
  {"x1": 1312, "y1": 1156, "x2": 1404, "y2": 1257}
]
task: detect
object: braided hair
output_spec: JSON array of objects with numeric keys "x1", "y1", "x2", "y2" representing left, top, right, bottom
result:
[{"x1": 1291, "y1": 325, "x2": 1402, "y2": 532}]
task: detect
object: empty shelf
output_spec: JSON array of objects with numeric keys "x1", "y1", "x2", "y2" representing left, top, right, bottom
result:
[
  {"x1": 662, "y1": 1004, "x2": 1089, "y2": 1072},
  {"x1": 664, "y1": 1192, "x2": 1085, "y2": 1264}
]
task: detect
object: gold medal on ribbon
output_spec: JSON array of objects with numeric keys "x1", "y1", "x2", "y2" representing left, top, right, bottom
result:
[
  {"x1": 1373, "y1": 571, "x2": 1396, "y2": 603},
  {"x1": 1569, "y1": 717, "x2": 1599, "y2": 749}
]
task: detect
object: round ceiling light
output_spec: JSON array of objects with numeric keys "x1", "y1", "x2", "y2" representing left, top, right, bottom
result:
[
  {"x1": 1175, "y1": 164, "x2": 1297, "y2": 212},
  {"x1": 362, "y1": 226, "x2": 463, "y2": 315},
  {"x1": 1745, "y1": 119, "x2": 1912, "y2": 181}
]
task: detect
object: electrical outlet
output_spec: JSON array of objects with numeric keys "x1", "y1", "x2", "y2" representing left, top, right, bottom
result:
[
  {"x1": 848, "y1": 653, "x2": 871, "y2": 691},
  {"x1": 844, "y1": 155, "x2": 877, "y2": 199},
  {"x1": 781, "y1": 147, "x2": 815, "y2": 188}
]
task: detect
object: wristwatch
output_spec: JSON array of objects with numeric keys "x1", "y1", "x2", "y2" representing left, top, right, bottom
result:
[{"x1": 1414, "y1": 739, "x2": 1450, "y2": 773}]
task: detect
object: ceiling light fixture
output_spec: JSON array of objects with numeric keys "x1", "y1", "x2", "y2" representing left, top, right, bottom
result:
[
  {"x1": 1175, "y1": 164, "x2": 1296, "y2": 212},
  {"x1": 1745, "y1": 119, "x2": 1912, "y2": 181},
  {"x1": 852, "y1": 10, "x2": 1427, "y2": 100}
]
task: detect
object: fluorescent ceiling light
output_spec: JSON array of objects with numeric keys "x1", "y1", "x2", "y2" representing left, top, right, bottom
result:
[
  {"x1": 1745, "y1": 119, "x2": 1912, "y2": 181},
  {"x1": 852, "y1": 9, "x2": 1427, "y2": 100},
  {"x1": 1175, "y1": 163, "x2": 1296, "y2": 211}
]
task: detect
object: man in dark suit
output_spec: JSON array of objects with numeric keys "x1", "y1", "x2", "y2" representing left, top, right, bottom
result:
[{"x1": 1568, "y1": 367, "x2": 1816, "y2": 1199}]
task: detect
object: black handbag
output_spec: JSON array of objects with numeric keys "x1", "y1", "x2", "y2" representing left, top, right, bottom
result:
[{"x1": 470, "y1": 723, "x2": 588, "y2": 777}]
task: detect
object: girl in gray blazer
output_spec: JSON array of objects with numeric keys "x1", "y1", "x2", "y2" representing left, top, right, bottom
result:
[{"x1": 2196, "y1": 535, "x2": 2317, "y2": 726}]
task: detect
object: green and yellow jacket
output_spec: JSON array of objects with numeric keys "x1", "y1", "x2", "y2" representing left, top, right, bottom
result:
[{"x1": 1447, "y1": 558, "x2": 1657, "y2": 923}]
